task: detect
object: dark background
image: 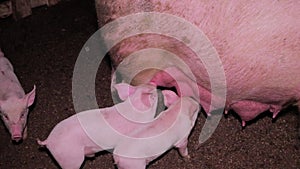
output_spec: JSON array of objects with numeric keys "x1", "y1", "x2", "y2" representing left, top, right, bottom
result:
[{"x1": 0, "y1": 0, "x2": 299, "y2": 168}]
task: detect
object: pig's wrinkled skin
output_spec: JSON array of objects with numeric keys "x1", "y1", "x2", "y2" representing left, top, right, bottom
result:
[
  {"x1": 95, "y1": 1, "x2": 300, "y2": 126},
  {"x1": 0, "y1": 49, "x2": 36, "y2": 142},
  {"x1": 150, "y1": 66, "x2": 288, "y2": 126},
  {"x1": 113, "y1": 96, "x2": 199, "y2": 169},
  {"x1": 37, "y1": 83, "x2": 180, "y2": 169}
]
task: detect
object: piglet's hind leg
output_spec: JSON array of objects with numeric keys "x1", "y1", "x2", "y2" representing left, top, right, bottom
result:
[
  {"x1": 50, "y1": 147, "x2": 85, "y2": 169},
  {"x1": 175, "y1": 138, "x2": 190, "y2": 159}
]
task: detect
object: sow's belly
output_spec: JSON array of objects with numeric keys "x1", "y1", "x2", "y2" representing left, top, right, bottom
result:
[{"x1": 95, "y1": 0, "x2": 300, "y2": 123}]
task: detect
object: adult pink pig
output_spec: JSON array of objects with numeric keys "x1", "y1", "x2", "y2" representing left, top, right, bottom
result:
[
  {"x1": 95, "y1": 1, "x2": 300, "y2": 127},
  {"x1": 37, "y1": 83, "x2": 178, "y2": 169},
  {"x1": 0, "y1": 49, "x2": 36, "y2": 142}
]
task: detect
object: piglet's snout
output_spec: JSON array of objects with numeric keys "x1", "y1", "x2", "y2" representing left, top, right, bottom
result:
[{"x1": 11, "y1": 124, "x2": 23, "y2": 142}]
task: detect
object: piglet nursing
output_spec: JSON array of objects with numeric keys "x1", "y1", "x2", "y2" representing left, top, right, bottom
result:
[
  {"x1": 0, "y1": 49, "x2": 36, "y2": 142},
  {"x1": 37, "y1": 83, "x2": 181, "y2": 169},
  {"x1": 113, "y1": 96, "x2": 200, "y2": 169}
]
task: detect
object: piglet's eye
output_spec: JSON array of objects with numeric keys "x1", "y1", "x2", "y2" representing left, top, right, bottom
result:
[
  {"x1": 20, "y1": 111, "x2": 27, "y2": 118},
  {"x1": 2, "y1": 114, "x2": 9, "y2": 120}
]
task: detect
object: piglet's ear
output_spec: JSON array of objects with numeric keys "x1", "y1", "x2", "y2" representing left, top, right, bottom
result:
[
  {"x1": 162, "y1": 90, "x2": 179, "y2": 107},
  {"x1": 114, "y1": 83, "x2": 136, "y2": 101},
  {"x1": 24, "y1": 85, "x2": 36, "y2": 107}
]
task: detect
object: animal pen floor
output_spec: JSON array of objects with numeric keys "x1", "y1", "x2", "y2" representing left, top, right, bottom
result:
[{"x1": 0, "y1": 0, "x2": 299, "y2": 168}]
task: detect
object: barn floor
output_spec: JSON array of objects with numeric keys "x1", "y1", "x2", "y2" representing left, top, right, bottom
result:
[{"x1": 0, "y1": 0, "x2": 299, "y2": 168}]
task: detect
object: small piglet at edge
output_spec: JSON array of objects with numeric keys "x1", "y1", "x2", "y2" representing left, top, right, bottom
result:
[{"x1": 0, "y1": 49, "x2": 36, "y2": 142}]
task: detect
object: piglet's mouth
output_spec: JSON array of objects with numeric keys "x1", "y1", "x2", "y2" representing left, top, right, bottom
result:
[{"x1": 11, "y1": 134, "x2": 22, "y2": 142}]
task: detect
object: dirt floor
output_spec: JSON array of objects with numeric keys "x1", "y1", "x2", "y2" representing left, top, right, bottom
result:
[{"x1": 0, "y1": 0, "x2": 299, "y2": 168}]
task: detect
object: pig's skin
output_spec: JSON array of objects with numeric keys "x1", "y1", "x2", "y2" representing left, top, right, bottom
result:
[
  {"x1": 113, "y1": 97, "x2": 199, "y2": 169},
  {"x1": 150, "y1": 66, "x2": 285, "y2": 126},
  {"x1": 95, "y1": 0, "x2": 300, "y2": 125},
  {"x1": 37, "y1": 84, "x2": 179, "y2": 169},
  {"x1": 0, "y1": 49, "x2": 36, "y2": 142},
  {"x1": 228, "y1": 101, "x2": 282, "y2": 127},
  {"x1": 113, "y1": 83, "x2": 161, "y2": 122}
]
